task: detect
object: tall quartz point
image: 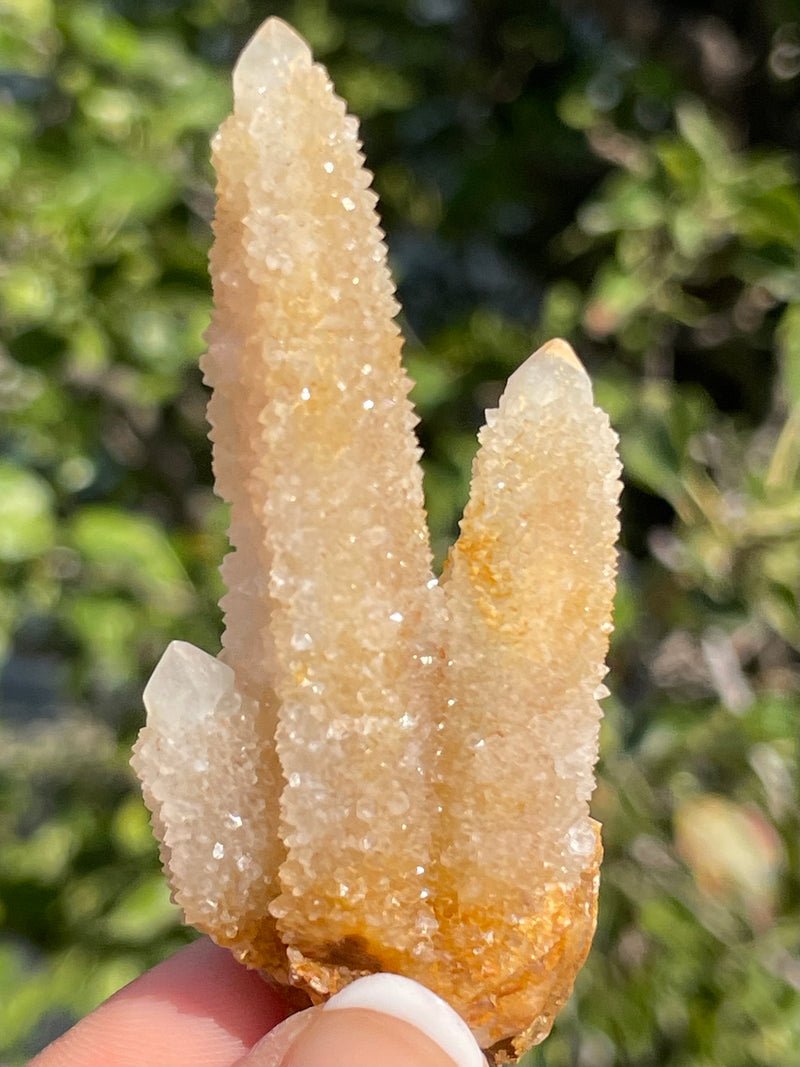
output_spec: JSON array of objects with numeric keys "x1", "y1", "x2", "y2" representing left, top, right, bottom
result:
[{"x1": 132, "y1": 18, "x2": 622, "y2": 1063}]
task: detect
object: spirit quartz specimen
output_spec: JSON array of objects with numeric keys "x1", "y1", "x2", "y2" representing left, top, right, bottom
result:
[{"x1": 132, "y1": 17, "x2": 622, "y2": 1063}]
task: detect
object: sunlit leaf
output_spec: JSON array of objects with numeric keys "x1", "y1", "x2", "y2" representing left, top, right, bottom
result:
[{"x1": 0, "y1": 462, "x2": 55, "y2": 562}]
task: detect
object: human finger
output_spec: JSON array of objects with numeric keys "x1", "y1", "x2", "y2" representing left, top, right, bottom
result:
[
  {"x1": 29, "y1": 937, "x2": 289, "y2": 1067},
  {"x1": 234, "y1": 972, "x2": 486, "y2": 1067}
]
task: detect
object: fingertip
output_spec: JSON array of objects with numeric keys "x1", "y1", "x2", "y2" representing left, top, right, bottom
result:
[
  {"x1": 29, "y1": 939, "x2": 289, "y2": 1067},
  {"x1": 237, "y1": 974, "x2": 486, "y2": 1067}
]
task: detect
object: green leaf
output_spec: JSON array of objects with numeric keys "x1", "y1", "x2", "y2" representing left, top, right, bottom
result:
[
  {"x1": 102, "y1": 874, "x2": 179, "y2": 943},
  {"x1": 58, "y1": 149, "x2": 178, "y2": 230},
  {"x1": 67, "y1": 506, "x2": 191, "y2": 600},
  {"x1": 774, "y1": 303, "x2": 800, "y2": 404},
  {"x1": 675, "y1": 98, "x2": 733, "y2": 172},
  {"x1": 0, "y1": 462, "x2": 55, "y2": 562}
]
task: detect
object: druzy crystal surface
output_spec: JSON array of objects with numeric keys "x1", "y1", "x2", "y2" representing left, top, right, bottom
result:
[{"x1": 131, "y1": 18, "x2": 622, "y2": 1061}]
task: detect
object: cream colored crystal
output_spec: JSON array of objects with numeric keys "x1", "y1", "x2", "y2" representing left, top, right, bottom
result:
[{"x1": 132, "y1": 17, "x2": 622, "y2": 1063}]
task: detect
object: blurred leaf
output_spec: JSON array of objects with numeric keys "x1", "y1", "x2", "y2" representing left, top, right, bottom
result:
[
  {"x1": 102, "y1": 874, "x2": 178, "y2": 943},
  {"x1": 67, "y1": 506, "x2": 191, "y2": 601},
  {"x1": 0, "y1": 462, "x2": 55, "y2": 562},
  {"x1": 59, "y1": 149, "x2": 178, "y2": 231},
  {"x1": 674, "y1": 795, "x2": 784, "y2": 931},
  {"x1": 774, "y1": 303, "x2": 800, "y2": 403}
]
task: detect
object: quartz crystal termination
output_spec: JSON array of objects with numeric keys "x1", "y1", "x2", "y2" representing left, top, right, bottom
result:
[
  {"x1": 223, "y1": 18, "x2": 443, "y2": 983},
  {"x1": 432, "y1": 341, "x2": 618, "y2": 1051},
  {"x1": 132, "y1": 17, "x2": 622, "y2": 1064}
]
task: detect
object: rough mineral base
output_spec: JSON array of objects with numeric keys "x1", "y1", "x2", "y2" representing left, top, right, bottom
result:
[{"x1": 131, "y1": 18, "x2": 622, "y2": 1063}]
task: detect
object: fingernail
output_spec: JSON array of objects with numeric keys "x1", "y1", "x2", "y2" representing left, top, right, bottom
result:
[{"x1": 237, "y1": 973, "x2": 487, "y2": 1067}]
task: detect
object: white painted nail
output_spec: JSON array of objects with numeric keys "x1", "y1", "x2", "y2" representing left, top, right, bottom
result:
[{"x1": 323, "y1": 972, "x2": 487, "y2": 1067}]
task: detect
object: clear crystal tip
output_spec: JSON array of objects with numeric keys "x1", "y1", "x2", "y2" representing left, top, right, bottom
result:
[{"x1": 233, "y1": 17, "x2": 313, "y2": 112}]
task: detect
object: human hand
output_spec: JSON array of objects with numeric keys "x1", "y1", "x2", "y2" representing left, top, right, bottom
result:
[{"x1": 29, "y1": 938, "x2": 486, "y2": 1066}]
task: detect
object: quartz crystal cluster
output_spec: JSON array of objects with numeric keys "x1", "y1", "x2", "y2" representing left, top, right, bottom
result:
[{"x1": 131, "y1": 17, "x2": 622, "y2": 1062}]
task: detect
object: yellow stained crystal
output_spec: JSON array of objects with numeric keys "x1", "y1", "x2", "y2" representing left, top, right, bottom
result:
[{"x1": 132, "y1": 18, "x2": 622, "y2": 1062}]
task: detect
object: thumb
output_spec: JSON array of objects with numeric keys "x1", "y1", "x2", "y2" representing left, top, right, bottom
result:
[{"x1": 233, "y1": 973, "x2": 487, "y2": 1067}]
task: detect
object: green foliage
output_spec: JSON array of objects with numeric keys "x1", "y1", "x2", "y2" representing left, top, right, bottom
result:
[{"x1": 1, "y1": 1, "x2": 797, "y2": 1064}]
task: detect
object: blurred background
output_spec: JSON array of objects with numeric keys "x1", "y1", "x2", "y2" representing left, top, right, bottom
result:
[{"x1": 0, "y1": 0, "x2": 797, "y2": 1063}]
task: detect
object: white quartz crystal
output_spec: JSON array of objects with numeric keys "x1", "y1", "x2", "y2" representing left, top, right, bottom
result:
[{"x1": 132, "y1": 18, "x2": 622, "y2": 1062}]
